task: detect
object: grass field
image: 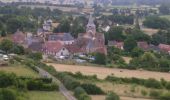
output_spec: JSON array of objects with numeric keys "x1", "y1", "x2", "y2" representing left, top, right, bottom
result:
[
  {"x1": 160, "y1": 15, "x2": 170, "y2": 21},
  {"x1": 0, "y1": 66, "x2": 39, "y2": 77},
  {"x1": 48, "y1": 63, "x2": 170, "y2": 81},
  {"x1": 27, "y1": 91, "x2": 66, "y2": 100}
]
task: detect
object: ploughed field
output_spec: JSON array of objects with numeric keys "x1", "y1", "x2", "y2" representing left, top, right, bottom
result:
[{"x1": 48, "y1": 63, "x2": 170, "y2": 81}]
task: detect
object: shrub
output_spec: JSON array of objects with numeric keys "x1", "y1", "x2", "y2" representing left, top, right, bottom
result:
[
  {"x1": 41, "y1": 83, "x2": 58, "y2": 91},
  {"x1": 105, "y1": 92, "x2": 120, "y2": 100},
  {"x1": 0, "y1": 72, "x2": 17, "y2": 88},
  {"x1": 160, "y1": 92, "x2": 170, "y2": 100},
  {"x1": 27, "y1": 79, "x2": 58, "y2": 91},
  {"x1": 74, "y1": 87, "x2": 91, "y2": 100},
  {"x1": 0, "y1": 88, "x2": 17, "y2": 100},
  {"x1": 141, "y1": 90, "x2": 147, "y2": 96},
  {"x1": 27, "y1": 80, "x2": 43, "y2": 90},
  {"x1": 15, "y1": 79, "x2": 27, "y2": 91},
  {"x1": 165, "y1": 82, "x2": 170, "y2": 90},
  {"x1": 149, "y1": 90, "x2": 161, "y2": 98},
  {"x1": 55, "y1": 72, "x2": 80, "y2": 90},
  {"x1": 144, "y1": 78, "x2": 162, "y2": 89},
  {"x1": 81, "y1": 83, "x2": 104, "y2": 95}
]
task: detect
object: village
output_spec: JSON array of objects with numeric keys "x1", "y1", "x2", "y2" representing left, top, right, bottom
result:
[
  {"x1": 0, "y1": 1, "x2": 170, "y2": 100},
  {"x1": 7, "y1": 13, "x2": 170, "y2": 64}
]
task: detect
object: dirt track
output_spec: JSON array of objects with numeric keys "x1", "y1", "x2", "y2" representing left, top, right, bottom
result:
[{"x1": 47, "y1": 63, "x2": 170, "y2": 81}]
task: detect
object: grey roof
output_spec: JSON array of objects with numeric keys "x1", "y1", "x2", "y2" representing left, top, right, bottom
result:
[
  {"x1": 148, "y1": 44, "x2": 161, "y2": 52},
  {"x1": 28, "y1": 42, "x2": 43, "y2": 52},
  {"x1": 48, "y1": 33, "x2": 74, "y2": 41}
]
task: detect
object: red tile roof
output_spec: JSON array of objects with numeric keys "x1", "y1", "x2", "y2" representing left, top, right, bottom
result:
[
  {"x1": 137, "y1": 41, "x2": 149, "y2": 50},
  {"x1": 65, "y1": 44, "x2": 83, "y2": 54},
  {"x1": 43, "y1": 41, "x2": 63, "y2": 53},
  {"x1": 158, "y1": 44, "x2": 170, "y2": 53},
  {"x1": 94, "y1": 47, "x2": 107, "y2": 55},
  {"x1": 12, "y1": 31, "x2": 25, "y2": 44}
]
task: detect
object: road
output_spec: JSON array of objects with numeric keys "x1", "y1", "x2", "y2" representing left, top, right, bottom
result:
[{"x1": 36, "y1": 67, "x2": 77, "y2": 100}]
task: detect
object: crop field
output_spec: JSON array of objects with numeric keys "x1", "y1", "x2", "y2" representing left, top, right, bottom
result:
[{"x1": 48, "y1": 63, "x2": 170, "y2": 81}]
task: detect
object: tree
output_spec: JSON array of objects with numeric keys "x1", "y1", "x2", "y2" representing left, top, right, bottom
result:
[
  {"x1": 28, "y1": 52, "x2": 42, "y2": 61},
  {"x1": 94, "y1": 53, "x2": 106, "y2": 65},
  {"x1": 106, "y1": 26, "x2": 125, "y2": 41},
  {"x1": 0, "y1": 29, "x2": 6, "y2": 37},
  {"x1": 127, "y1": 28, "x2": 151, "y2": 42},
  {"x1": 151, "y1": 30, "x2": 170, "y2": 45},
  {"x1": 143, "y1": 16, "x2": 170, "y2": 29},
  {"x1": 105, "y1": 92, "x2": 120, "y2": 100},
  {"x1": 6, "y1": 18, "x2": 23, "y2": 34},
  {"x1": 0, "y1": 39, "x2": 13, "y2": 53},
  {"x1": 0, "y1": 89, "x2": 17, "y2": 100},
  {"x1": 131, "y1": 47, "x2": 144, "y2": 57},
  {"x1": 124, "y1": 37, "x2": 137, "y2": 52},
  {"x1": 58, "y1": 19, "x2": 71, "y2": 33},
  {"x1": 140, "y1": 52, "x2": 158, "y2": 68},
  {"x1": 159, "y1": 59, "x2": 170, "y2": 72},
  {"x1": 11, "y1": 45, "x2": 25, "y2": 55}
]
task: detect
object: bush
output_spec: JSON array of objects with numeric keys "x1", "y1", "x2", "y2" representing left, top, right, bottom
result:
[
  {"x1": 160, "y1": 92, "x2": 170, "y2": 100},
  {"x1": 74, "y1": 87, "x2": 91, "y2": 100},
  {"x1": 0, "y1": 72, "x2": 17, "y2": 88},
  {"x1": 144, "y1": 78, "x2": 162, "y2": 89},
  {"x1": 81, "y1": 83, "x2": 104, "y2": 95},
  {"x1": 141, "y1": 90, "x2": 147, "y2": 96},
  {"x1": 41, "y1": 83, "x2": 58, "y2": 91},
  {"x1": 27, "y1": 79, "x2": 58, "y2": 91},
  {"x1": 55, "y1": 72, "x2": 80, "y2": 90},
  {"x1": 0, "y1": 88, "x2": 17, "y2": 100},
  {"x1": 94, "y1": 53, "x2": 106, "y2": 65},
  {"x1": 105, "y1": 92, "x2": 120, "y2": 100},
  {"x1": 165, "y1": 82, "x2": 170, "y2": 90},
  {"x1": 149, "y1": 90, "x2": 161, "y2": 98}
]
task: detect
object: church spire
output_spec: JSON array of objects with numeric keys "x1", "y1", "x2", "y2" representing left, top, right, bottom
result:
[
  {"x1": 88, "y1": 14, "x2": 95, "y2": 25},
  {"x1": 86, "y1": 13, "x2": 96, "y2": 36}
]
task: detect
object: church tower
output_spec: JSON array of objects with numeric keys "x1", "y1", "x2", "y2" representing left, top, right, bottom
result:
[{"x1": 86, "y1": 14, "x2": 96, "y2": 37}]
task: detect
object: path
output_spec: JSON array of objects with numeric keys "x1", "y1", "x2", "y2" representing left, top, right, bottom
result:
[{"x1": 36, "y1": 67, "x2": 77, "y2": 100}]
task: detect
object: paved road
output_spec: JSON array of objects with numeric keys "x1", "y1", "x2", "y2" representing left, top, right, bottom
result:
[{"x1": 36, "y1": 67, "x2": 77, "y2": 100}]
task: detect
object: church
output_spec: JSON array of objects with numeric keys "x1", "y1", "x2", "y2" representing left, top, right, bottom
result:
[{"x1": 76, "y1": 14, "x2": 107, "y2": 55}]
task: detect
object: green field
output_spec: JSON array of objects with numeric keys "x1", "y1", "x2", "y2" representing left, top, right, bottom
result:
[
  {"x1": 0, "y1": 66, "x2": 39, "y2": 77},
  {"x1": 160, "y1": 15, "x2": 170, "y2": 21},
  {"x1": 27, "y1": 91, "x2": 66, "y2": 100}
]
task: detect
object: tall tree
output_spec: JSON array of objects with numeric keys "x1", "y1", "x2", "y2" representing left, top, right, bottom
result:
[{"x1": 124, "y1": 36, "x2": 137, "y2": 52}]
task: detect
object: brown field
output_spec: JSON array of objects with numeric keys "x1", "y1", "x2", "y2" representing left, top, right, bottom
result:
[
  {"x1": 91, "y1": 95, "x2": 154, "y2": 100},
  {"x1": 48, "y1": 63, "x2": 170, "y2": 81}
]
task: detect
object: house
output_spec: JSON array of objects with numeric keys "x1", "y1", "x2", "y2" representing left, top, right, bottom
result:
[
  {"x1": 108, "y1": 41, "x2": 124, "y2": 50},
  {"x1": 42, "y1": 41, "x2": 70, "y2": 58},
  {"x1": 43, "y1": 19, "x2": 53, "y2": 31},
  {"x1": 47, "y1": 33, "x2": 74, "y2": 45},
  {"x1": 12, "y1": 30, "x2": 26, "y2": 45},
  {"x1": 158, "y1": 44, "x2": 170, "y2": 54},
  {"x1": 137, "y1": 41, "x2": 149, "y2": 51},
  {"x1": 65, "y1": 44, "x2": 83, "y2": 55},
  {"x1": 28, "y1": 42, "x2": 43, "y2": 52},
  {"x1": 148, "y1": 44, "x2": 161, "y2": 53}
]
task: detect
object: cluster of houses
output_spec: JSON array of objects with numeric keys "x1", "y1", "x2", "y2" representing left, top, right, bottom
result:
[
  {"x1": 108, "y1": 41, "x2": 170, "y2": 54},
  {"x1": 12, "y1": 14, "x2": 106, "y2": 59},
  {"x1": 11, "y1": 13, "x2": 170, "y2": 60}
]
